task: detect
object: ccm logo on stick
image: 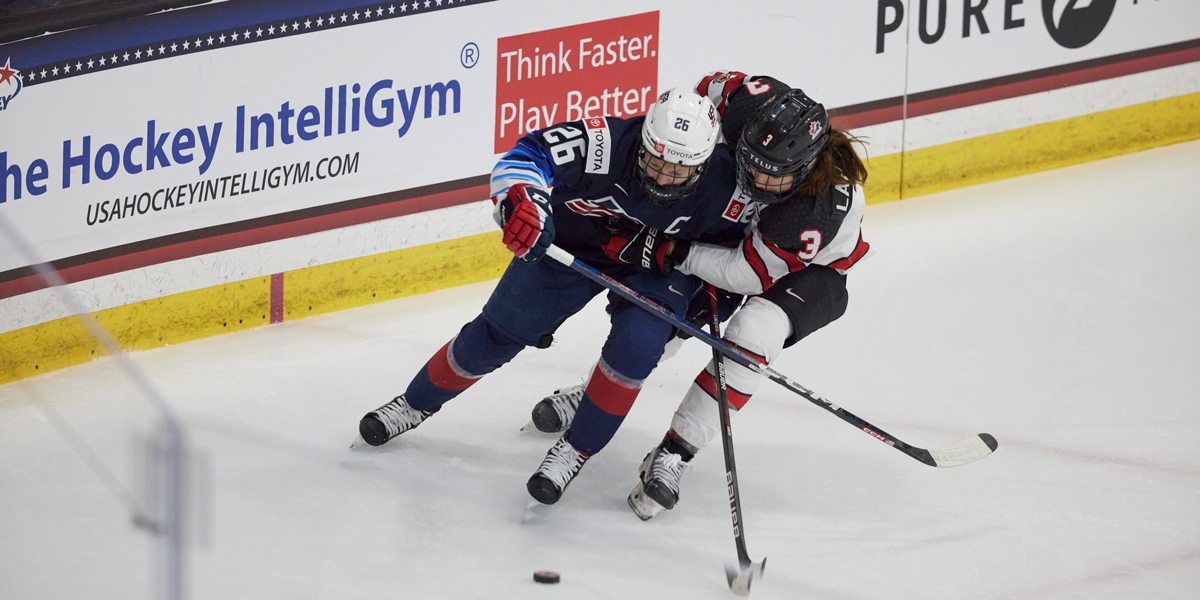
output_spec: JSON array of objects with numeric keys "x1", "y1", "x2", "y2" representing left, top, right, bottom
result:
[{"x1": 863, "y1": 427, "x2": 895, "y2": 446}]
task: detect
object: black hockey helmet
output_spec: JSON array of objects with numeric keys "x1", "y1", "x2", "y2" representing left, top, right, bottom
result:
[
  {"x1": 717, "y1": 75, "x2": 790, "y2": 145},
  {"x1": 736, "y1": 89, "x2": 830, "y2": 204}
]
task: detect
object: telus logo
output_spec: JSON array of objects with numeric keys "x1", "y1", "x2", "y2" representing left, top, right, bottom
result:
[{"x1": 1043, "y1": 0, "x2": 1117, "y2": 49}]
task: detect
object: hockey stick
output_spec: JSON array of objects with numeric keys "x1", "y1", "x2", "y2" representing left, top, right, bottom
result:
[
  {"x1": 545, "y1": 245, "x2": 998, "y2": 468},
  {"x1": 705, "y1": 284, "x2": 766, "y2": 596}
]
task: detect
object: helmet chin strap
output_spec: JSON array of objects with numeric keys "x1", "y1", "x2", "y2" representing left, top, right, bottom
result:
[{"x1": 635, "y1": 146, "x2": 706, "y2": 206}]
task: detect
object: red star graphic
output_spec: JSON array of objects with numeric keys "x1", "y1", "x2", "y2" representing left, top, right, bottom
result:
[{"x1": 0, "y1": 58, "x2": 17, "y2": 86}]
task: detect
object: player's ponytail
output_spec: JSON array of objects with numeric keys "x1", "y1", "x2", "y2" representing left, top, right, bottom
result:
[{"x1": 798, "y1": 129, "x2": 868, "y2": 197}]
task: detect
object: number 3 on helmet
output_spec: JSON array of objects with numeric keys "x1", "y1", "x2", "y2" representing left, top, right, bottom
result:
[
  {"x1": 636, "y1": 88, "x2": 721, "y2": 206},
  {"x1": 736, "y1": 89, "x2": 830, "y2": 204}
]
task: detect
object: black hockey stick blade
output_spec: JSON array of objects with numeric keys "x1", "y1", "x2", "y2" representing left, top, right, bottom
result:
[{"x1": 725, "y1": 558, "x2": 767, "y2": 596}]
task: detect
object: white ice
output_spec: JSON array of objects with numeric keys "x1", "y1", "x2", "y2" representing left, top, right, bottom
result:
[{"x1": 2, "y1": 140, "x2": 1199, "y2": 600}]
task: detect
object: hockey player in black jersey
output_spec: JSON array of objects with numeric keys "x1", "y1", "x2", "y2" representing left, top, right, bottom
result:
[
  {"x1": 529, "y1": 73, "x2": 873, "y2": 519},
  {"x1": 355, "y1": 88, "x2": 756, "y2": 506}
]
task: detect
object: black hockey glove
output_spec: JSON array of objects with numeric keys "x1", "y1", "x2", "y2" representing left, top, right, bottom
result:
[{"x1": 601, "y1": 218, "x2": 691, "y2": 274}]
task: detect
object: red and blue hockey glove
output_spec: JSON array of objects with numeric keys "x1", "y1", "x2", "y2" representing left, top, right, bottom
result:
[
  {"x1": 492, "y1": 183, "x2": 555, "y2": 262},
  {"x1": 602, "y1": 218, "x2": 691, "y2": 274}
]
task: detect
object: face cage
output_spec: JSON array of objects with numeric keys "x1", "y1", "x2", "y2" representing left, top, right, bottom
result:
[
  {"x1": 735, "y1": 148, "x2": 811, "y2": 205},
  {"x1": 636, "y1": 147, "x2": 707, "y2": 206}
]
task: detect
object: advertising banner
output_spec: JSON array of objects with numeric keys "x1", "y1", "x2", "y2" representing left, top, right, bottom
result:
[
  {"x1": 0, "y1": 0, "x2": 1197, "y2": 295},
  {"x1": 494, "y1": 11, "x2": 659, "y2": 153},
  {"x1": 1, "y1": 0, "x2": 501, "y2": 278}
]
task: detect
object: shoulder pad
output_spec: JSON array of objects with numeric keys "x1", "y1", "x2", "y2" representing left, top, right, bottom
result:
[{"x1": 757, "y1": 186, "x2": 851, "y2": 252}]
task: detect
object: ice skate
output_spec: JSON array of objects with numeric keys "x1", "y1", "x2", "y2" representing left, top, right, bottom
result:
[
  {"x1": 529, "y1": 384, "x2": 584, "y2": 433},
  {"x1": 358, "y1": 395, "x2": 437, "y2": 446},
  {"x1": 638, "y1": 439, "x2": 692, "y2": 510},
  {"x1": 627, "y1": 479, "x2": 665, "y2": 521},
  {"x1": 526, "y1": 435, "x2": 589, "y2": 505}
]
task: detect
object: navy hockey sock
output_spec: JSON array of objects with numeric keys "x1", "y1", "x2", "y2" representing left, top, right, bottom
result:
[
  {"x1": 404, "y1": 314, "x2": 525, "y2": 411},
  {"x1": 566, "y1": 360, "x2": 641, "y2": 455}
]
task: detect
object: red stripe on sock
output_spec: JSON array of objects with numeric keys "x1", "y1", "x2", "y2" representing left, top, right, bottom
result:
[
  {"x1": 694, "y1": 370, "x2": 753, "y2": 410},
  {"x1": 426, "y1": 341, "x2": 478, "y2": 391},
  {"x1": 584, "y1": 364, "x2": 641, "y2": 417}
]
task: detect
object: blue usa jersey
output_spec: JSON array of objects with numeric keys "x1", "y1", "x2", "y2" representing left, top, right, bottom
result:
[{"x1": 492, "y1": 115, "x2": 754, "y2": 267}]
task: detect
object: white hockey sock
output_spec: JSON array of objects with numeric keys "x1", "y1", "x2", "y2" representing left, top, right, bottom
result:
[{"x1": 668, "y1": 297, "x2": 791, "y2": 451}]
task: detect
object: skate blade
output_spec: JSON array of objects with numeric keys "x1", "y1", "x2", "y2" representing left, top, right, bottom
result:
[
  {"x1": 521, "y1": 498, "x2": 551, "y2": 524},
  {"x1": 627, "y1": 481, "x2": 664, "y2": 521},
  {"x1": 725, "y1": 558, "x2": 767, "y2": 596},
  {"x1": 519, "y1": 420, "x2": 561, "y2": 434}
]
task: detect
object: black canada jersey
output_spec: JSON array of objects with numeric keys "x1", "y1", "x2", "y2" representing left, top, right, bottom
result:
[
  {"x1": 491, "y1": 115, "x2": 754, "y2": 266},
  {"x1": 758, "y1": 184, "x2": 854, "y2": 253},
  {"x1": 681, "y1": 183, "x2": 869, "y2": 295}
]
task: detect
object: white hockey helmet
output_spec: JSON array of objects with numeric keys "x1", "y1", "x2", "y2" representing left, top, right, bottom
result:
[{"x1": 637, "y1": 88, "x2": 721, "y2": 205}]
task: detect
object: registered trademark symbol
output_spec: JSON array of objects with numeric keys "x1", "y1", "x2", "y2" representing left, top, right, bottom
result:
[{"x1": 461, "y1": 42, "x2": 479, "y2": 68}]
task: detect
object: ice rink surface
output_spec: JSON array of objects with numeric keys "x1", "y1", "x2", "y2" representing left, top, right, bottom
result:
[{"x1": 2, "y1": 140, "x2": 1199, "y2": 600}]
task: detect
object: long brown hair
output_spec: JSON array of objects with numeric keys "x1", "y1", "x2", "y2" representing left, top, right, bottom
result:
[{"x1": 798, "y1": 129, "x2": 868, "y2": 197}]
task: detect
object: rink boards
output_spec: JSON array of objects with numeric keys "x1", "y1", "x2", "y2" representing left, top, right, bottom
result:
[{"x1": 1, "y1": 0, "x2": 1198, "y2": 383}]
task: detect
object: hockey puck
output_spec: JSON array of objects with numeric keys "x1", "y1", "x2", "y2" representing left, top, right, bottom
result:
[{"x1": 533, "y1": 571, "x2": 560, "y2": 584}]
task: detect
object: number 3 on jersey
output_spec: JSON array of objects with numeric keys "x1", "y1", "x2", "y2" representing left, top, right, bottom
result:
[
  {"x1": 797, "y1": 230, "x2": 821, "y2": 260},
  {"x1": 543, "y1": 126, "x2": 585, "y2": 165}
]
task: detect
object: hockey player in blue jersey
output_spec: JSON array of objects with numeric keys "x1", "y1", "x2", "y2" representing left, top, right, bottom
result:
[{"x1": 356, "y1": 88, "x2": 755, "y2": 505}]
